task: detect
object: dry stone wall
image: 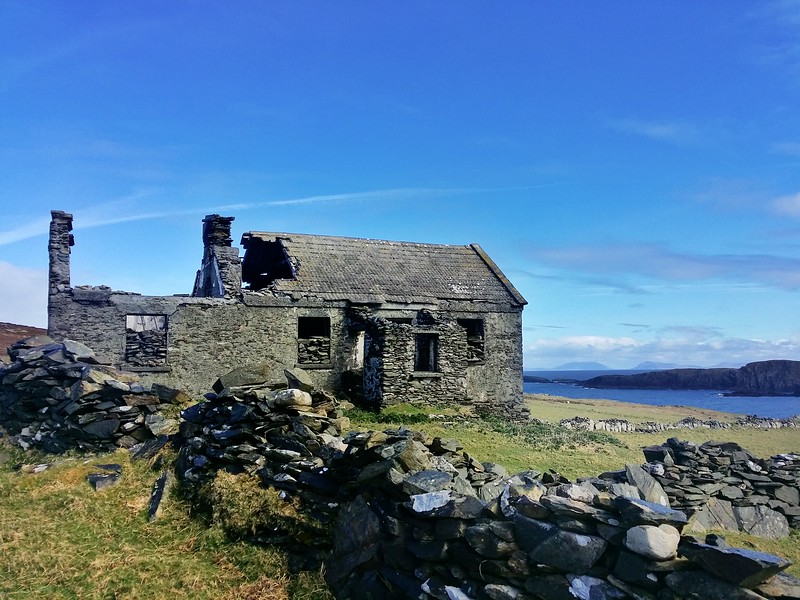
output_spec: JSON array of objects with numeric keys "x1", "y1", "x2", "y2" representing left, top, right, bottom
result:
[
  {"x1": 0, "y1": 336, "x2": 185, "y2": 452},
  {"x1": 173, "y1": 379, "x2": 799, "y2": 600},
  {"x1": 639, "y1": 438, "x2": 800, "y2": 536},
  {"x1": 561, "y1": 415, "x2": 799, "y2": 434}
]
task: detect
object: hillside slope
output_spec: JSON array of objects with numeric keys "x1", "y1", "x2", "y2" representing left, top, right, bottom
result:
[{"x1": 0, "y1": 322, "x2": 46, "y2": 362}]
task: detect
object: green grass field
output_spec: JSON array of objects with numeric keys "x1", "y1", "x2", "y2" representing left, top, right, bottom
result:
[{"x1": 0, "y1": 393, "x2": 797, "y2": 597}]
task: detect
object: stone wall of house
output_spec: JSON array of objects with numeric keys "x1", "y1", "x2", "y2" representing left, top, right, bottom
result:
[
  {"x1": 459, "y1": 308, "x2": 524, "y2": 411},
  {"x1": 49, "y1": 285, "x2": 525, "y2": 415},
  {"x1": 365, "y1": 314, "x2": 470, "y2": 407},
  {"x1": 47, "y1": 290, "x2": 356, "y2": 397},
  {"x1": 353, "y1": 307, "x2": 525, "y2": 415}
]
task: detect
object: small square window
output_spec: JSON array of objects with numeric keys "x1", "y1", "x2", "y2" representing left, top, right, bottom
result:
[
  {"x1": 125, "y1": 314, "x2": 168, "y2": 367},
  {"x1": 458, "y1": 318, "x2": 485, "y2": 361},
  {"x1": 298, "y1": 316, "x2": 331, "y2": 365}
]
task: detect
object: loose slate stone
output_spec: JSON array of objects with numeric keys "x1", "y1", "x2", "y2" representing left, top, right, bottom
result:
[
  {"x1": 148, "y1": 471, "x2": 173, "y2": 522},
  {"x1": 514, "y1": 514, "x2": 556, "y2": 552},
  {"x1": 613, "y1": 550, "x2": 661, "y2": 589},
  {"x1": 540, "y1": 494, "x2": 619, "y2": 525},
  {"x1": 324, "y1": 496, "x2": 382, "y2": 588},
  {"x1": 686, "y1": 497, "x2": 740, "y2": 534},
  {"x1": 605, "y1": 574, "x2": 659, "y2": 600},
  {"x1": 483, "y1": 583, "x2": 523, "y2": 600},
  {"x1": 528, "y1": 529, "x2": 608, "y2": 574},
  {"x1": 625, "y1": 464, "x2": 670, "y2": 507},
  {"x1": 613, "y1": 496, "x2": 688, "y2": 528},
  {"x1": 524, "y1": 575, "x2": 575, "y2": 600},
  {"x1": 665, "y1": 571, "x2": 767, "y2": 600},
  {"x1": 402, "y1": 470, "x2": 453, "y2": 495},
  {"x1": 131, "y1": 435, "x2": 170, "y2": 460},
  {"x1": 679, "y1": 537, "x2": 792, "y2": 588},
  {"x1": 734, "y1": 505, "x2": 791, "y2": 539},
  {"x1": 82, "y1": 419, "x2": 120, "y2": 438},
  {"x1": 410, "y1": 491, "x2": 451, "y2": 514},
  {"x1": 567, "y1": 575, "x2": 626, "y2": 600},
  {"x1": 464, "y1": 523, "x2": 517, "y2": 558},
  {"x1": 754, "y1": 571, "x2": 800, "y2": 599},
  {"x1": 87, "y1": 472, "x2": 120, "y2": 490},
  {"x1": 283, "y1": 368, "x2": 315, "y2": 392}
]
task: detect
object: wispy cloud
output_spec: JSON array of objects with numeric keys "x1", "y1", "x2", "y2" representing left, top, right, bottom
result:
[
  {"x1": 1, "y1": 185, "x2": 547, "y2": 246},
  {"x1": 524, "y1": 331, "x2": 800, "y2": 368},
  {"x1": 0, "y1": 216, "x2": 53, "y2": 246},
  {"x1": 747, "y1": 0, "x2": 800, "y2": 82},
  {"x1": 607, "y1": 117, "x2": 702, "y2": 145},
  {"x1": 770, "y1": 141, "x2": 800, "y2": 156},
  {"x1": 771, "y1": 191, "x2": 800, "y2": 217},
  {"x1": 527, "y1": 242, "x2": 800, "y2": 290}
]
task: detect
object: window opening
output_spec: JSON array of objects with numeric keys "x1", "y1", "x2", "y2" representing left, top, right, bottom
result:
[
  {"x1": 414, "y1": 333, "x2": 439, "y2": 372},
  {"x1": 387, "y1": 318, "x2": 412, "y2": 325},
  {"x1": 458, "y1": 318, "x2": 485, "y2": 361},
  {"x1": 298, "y1": 316, "x2": 331, "y2": 365},
  {"x1": 125, "y1": 315, "x2": 168, "y2": 367}
]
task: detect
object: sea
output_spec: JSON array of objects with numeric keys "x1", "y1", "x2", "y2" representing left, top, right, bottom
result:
[{"x1": 524, "y1": 370, "x2": 800, "y2": 419}]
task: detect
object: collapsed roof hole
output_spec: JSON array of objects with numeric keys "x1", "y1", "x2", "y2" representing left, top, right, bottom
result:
[{"x1": 241, "y1": 239, "x2": 295, "y2": 290}]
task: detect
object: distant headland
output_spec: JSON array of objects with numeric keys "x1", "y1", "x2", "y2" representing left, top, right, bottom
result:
[{"x1": 581, "y1": 360, "x2": 800, "y2": 396}]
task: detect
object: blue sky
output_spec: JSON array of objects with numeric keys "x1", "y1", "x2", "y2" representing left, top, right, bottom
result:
[{"x1": 2, "y1": 1, "x2": 799, "y2": 369}]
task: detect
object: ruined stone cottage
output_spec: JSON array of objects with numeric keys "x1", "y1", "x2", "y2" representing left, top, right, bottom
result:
[{"x1": 47, "y1": 210, "x2": 527, "y2": 412}]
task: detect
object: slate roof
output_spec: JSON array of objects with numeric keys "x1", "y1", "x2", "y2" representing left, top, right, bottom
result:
[{"x1": 241, "y1": 231, "x2": 526, "y2": 306}]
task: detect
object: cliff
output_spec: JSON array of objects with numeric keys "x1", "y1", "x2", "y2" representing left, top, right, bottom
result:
[{"x1": 583, "y1": 360, "x2": 800, "y2": 396}]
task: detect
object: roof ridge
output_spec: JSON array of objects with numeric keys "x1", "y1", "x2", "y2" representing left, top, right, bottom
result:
[{"x1": 243, "y1": 231, "x2": 471, "y2": 249}]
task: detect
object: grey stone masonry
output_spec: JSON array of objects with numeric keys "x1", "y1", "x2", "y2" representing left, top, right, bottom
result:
[
  {"x1": 192, "y1": 214, "x2": 241, "y2": 298},
  {"x1": 48, "y1": 210, "x2": 73, "y2": 296}
]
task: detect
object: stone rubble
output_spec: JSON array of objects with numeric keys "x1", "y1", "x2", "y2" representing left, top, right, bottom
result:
[
  {"x1": 173, "y1": 373, "x2": 798, "y2": 599},
  {"x1": 3, "y1": 335, "x2": 798, "y2": 598},
  {"x1": 0, "y1": 336, "x2": 185, "y2": 453},
  {"x1": 632, "y1": 438, "x2": 800, "y2": 537}
]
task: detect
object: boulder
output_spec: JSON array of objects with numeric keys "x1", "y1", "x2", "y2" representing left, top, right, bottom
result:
[
  {"x1": 272, "y1": 388, "x2": 313, "y2": 407},
  {"x1": 284, "y1": 367, "x2": 315, "y2": 392},
  {"x1": 623, "y1": 524, "x2": 680, "y2": 561}
]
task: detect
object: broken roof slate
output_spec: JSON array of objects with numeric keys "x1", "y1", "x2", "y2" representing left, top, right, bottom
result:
[{"x1": 241, "y1": 232, "x2": 527, "y2": 306}]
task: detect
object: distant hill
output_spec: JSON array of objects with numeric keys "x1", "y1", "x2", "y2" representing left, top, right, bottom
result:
[
  {"x1": 584, "y1": 360, "x2": 800, "y2": 396},
  {"x1": 0, "y1": 322, "x2": 47, "y2": 362},
  {"x1": 552, "y1": 361, "x2": 609, "y2": 370}
]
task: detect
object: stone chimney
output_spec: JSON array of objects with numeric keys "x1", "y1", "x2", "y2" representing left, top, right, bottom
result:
[
  {"x1": 48, "y1": 210, "x2": 74, "y2": 295},
  {"x1": 192, "y1": 214, "x2": 242, "y2": 298}
]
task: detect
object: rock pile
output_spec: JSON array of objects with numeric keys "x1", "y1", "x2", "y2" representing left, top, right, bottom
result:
[
  {"x1": 174, "y1": 377, "x2": 798, "y2": 599},
  {"x1": 0, "y1": 336, "x2": 184, "y2": 452},
  {"x1": 634, "y1": 438, "x2": 800, "y2": 538}
]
